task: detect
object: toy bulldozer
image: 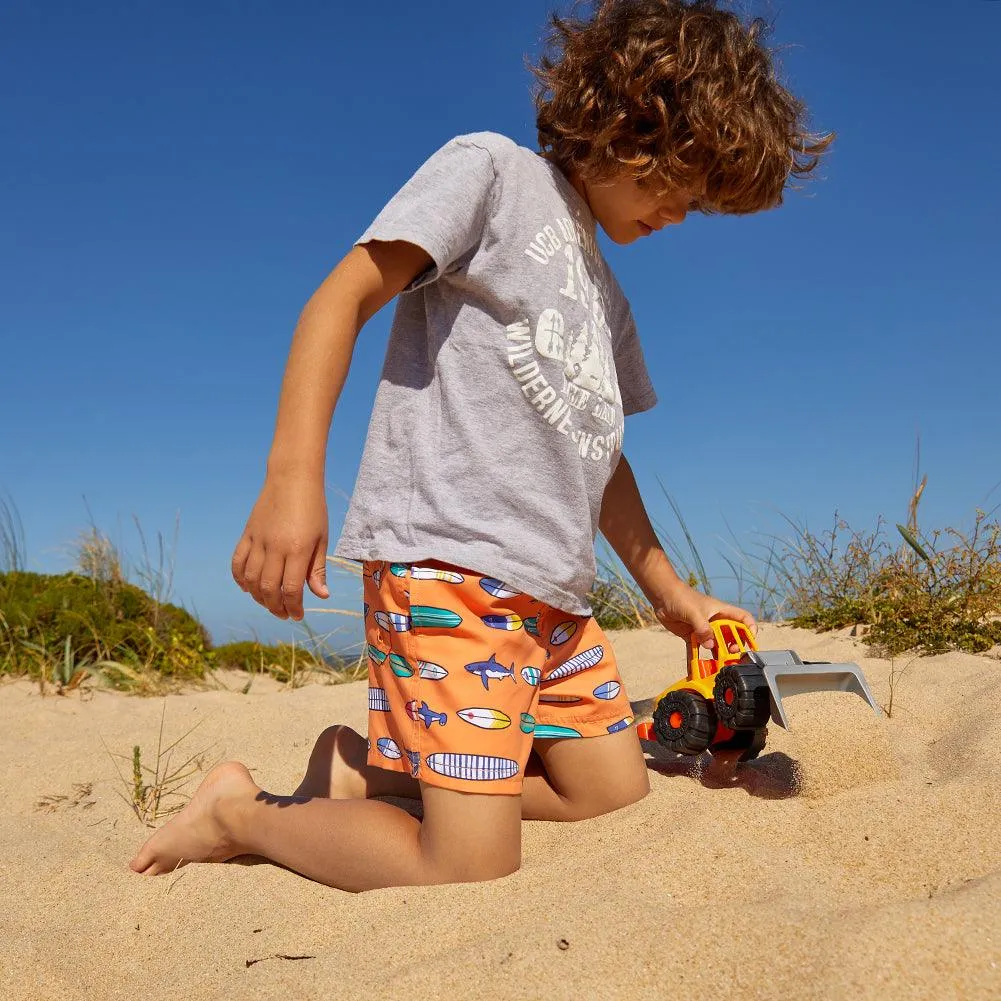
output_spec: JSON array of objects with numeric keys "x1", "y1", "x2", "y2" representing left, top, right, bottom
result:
[{"x1": 635, "y1": 618, "x2": 882, "y2": 762}]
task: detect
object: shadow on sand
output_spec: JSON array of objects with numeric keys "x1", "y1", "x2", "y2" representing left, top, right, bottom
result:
[{"x1": 640, "y1": 737, "x2": 800, "y2": 800}]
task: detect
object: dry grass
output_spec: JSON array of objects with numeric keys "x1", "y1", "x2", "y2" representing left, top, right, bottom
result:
[
  {"x1": 3, "y1": 472, "x2": 997, "y2": 706},
  {"x1": 591, "y1": 475, "x2": 999, "y2": 661},
  {"x1": 882, "y1": 655, "x2": 918, "y2": 718},
  {"x1": 102, "y1": 702, "x2": 218, "y2": 827},
  {"x1": 767, "y1": 497, "x2": 1001, "y2": 656}
]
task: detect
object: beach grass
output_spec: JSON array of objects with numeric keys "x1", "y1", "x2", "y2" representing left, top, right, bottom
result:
[
  {"x1": 0, "y1": 506, "x2": 363, "y2": 694},
  {"x1": 755, "y1": 474, "x2": 1001, "y2": 655},
  {"x1": 2, "y1": 478, "x2": 998, "y2": 696},
  {"x1": 589, "y1": 479, "x2": 1000, "y2": 658},
  {"x1": 102, "y1": 701, "x2": 218, "y2": 826}
]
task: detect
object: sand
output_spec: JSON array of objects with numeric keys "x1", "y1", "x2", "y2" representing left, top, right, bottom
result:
[{"x1": 1, "y1": 623, "x2": 998, "y2": 1001}]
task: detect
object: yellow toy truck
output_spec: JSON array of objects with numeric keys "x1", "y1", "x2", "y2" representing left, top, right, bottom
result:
[{"x1": 635, "y1": 618, "x2": 882, "y2": 761}]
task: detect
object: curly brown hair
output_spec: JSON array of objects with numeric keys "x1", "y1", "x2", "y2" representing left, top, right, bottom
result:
[{"x1": 530, "y1": 0, "x2": 833, "y2": 214}]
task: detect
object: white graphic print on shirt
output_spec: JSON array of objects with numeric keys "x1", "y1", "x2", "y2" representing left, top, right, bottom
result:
[
  {"x1": 505, "y1": 214, "x2": 624, "y2": 464},
  {"x1": 338, "y1": 133, "x2": 658, "y2": 614}
]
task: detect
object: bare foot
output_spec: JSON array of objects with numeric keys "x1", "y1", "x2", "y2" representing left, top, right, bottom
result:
[
  {"x1": 293, "y1": 725, "x2": 368, "y2": 800},
  {"x1": 129, "y1": 761, "x2": 257, "y2": 875}
]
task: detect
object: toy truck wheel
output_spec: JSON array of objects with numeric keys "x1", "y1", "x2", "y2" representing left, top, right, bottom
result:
[
  {"x1": 713, "y1": 664, "x2": 771, "y2": 730},
  {"x1": 652, "y1": 691, "x2": 716, "y2": 755}
]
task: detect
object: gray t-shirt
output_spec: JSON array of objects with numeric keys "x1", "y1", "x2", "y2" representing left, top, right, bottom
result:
[{"x1": 334, "y1": 131, "x2": 658, "y2": 614}]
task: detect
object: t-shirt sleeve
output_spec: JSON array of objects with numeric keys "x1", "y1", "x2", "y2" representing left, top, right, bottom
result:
[
  {"x1": 354, "y1": 137, "x2": 497, "y2": 292},
  {"x1": 614, "y1": 305, "x2": 658, "y2": 416}
]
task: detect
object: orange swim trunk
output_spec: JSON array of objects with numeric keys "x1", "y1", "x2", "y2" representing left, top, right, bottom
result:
[{"x1": 363, "y1": 559, "x2": 635, "y2": 795}]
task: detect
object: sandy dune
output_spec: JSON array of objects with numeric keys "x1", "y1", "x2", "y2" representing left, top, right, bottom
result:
[{"x1": 1, "y1": 623, "x2": 998, "y2": 1000}]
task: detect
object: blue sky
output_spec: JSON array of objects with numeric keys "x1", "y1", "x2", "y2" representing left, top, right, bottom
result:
[{"x1": 3, "y1": 0, "x2": 999, "y2": 653}]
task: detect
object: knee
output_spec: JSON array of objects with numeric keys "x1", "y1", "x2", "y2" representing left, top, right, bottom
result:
[
  {"x1": 427, "y1": 853, "x2": 521, "y2": 886},
  {"x1": 566, "y1": 773, "x2": 650, "y2": 821},
  {"x1": 417, "y1": 782, "x2": 523, "y2": 885},
  {"x1": 304, "y1": 725, "x2": 370, "y2": 792},
  {"x1": 310, "y1": 724, "x2": 363, "y2": 760}
]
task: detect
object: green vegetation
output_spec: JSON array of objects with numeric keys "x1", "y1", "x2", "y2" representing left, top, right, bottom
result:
[
  {"x1": 3, "y1": 473, "x2": 998, "y2": 698},
  {"x1": 0, "y1": 501, "x2": 361, "y2": 694},
  {"x1": 1, "y1": 569, "x2": 208, "y2": 686},
  {"x1": 775, "y1": 509, "x2": 1001, "y2": 656},
  {"x1": 103, "y1": 702, "x2": 214, "y2": 826},
  {"x1": 212, "y1": 638, "x2": 359, "y2": 686},
  {"x1": 588, "y1": 571, "x2": 658, "y2": 631},
  {"x1": 590, "y1": 478, "x2": 1000, "y2": 659},
  {"x1": 0, "y1": 568, "x2": 360, "y2": 693},
  {"x1": 590, "y1": 479, "x2": 711, "y2": 630}
]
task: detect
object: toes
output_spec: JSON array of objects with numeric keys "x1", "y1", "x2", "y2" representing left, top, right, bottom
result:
[
  {"x1": 130, "y1": 856, "x2": 161, "y2": 876},
  {"x1": 131, "y1": 854, "x2": 172, "y2": 876},
  {"x1": 129, "y1": 839, "x2": 173, "y2": 876}
]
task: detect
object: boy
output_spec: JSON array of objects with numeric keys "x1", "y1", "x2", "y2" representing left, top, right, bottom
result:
[{"x1": 130, "y1": 0, "x2": 830, "y2": 890}]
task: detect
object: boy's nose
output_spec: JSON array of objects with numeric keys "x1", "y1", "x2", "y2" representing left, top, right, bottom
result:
[{"x1": 659, "y1": 203, "x2": 687, "y2": 225}]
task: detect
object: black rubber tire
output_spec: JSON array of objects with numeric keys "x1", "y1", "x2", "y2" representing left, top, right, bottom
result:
[
  {"x1": 652, "y1": 691, "x2": 716, "y2": 755},
  {"x1": 711, "y1": 727, "x2": 768, "y2": 762},
  {"x1": 713, "y1": 664, "x2": 771, "y2": 730}
]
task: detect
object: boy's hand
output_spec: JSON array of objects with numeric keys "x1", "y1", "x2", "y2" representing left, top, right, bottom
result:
[
  {"x1": 652, "y1": 579, "x2": 756, "y2": 653},
  {"x1": 231, "y1": 472, "x2": 330, "y2": 621}
]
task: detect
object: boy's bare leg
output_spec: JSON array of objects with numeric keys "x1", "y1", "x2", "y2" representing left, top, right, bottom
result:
[
  {"x1": 128, "y1": 763, "x2": 521, "y2": 891},
  {"x1": 296, "y1": 724, "x2": 650, "y2": 821},
  {"x1": 292, "y1": 723, "x2": 419, "y2": 801}
]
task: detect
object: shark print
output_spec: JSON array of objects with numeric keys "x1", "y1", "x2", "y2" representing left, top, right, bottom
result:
[
  {"x1": 464, "y1": 653, "x2": 518, "y2": 691},
  {"x1": 362, "y1": 559, "x2": 633, "y2": 794}
]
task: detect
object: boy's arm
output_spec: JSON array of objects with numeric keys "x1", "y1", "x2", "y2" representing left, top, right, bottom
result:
[
  {"x1": 597, "y1": 454, "x2": 755, "y2": 646},
  {"x1": 267, "y1": 240, "x2": 433, "y2": 478},
  {"x1": 233, "y1": 239, "x2": 433, "y2": 621}
]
